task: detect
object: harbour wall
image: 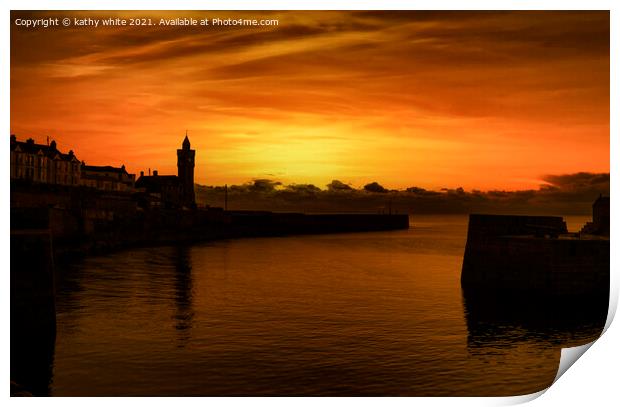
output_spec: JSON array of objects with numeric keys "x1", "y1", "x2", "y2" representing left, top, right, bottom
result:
[
  {"x1": 461, "y1": 214, "x2": 609, "y2": 299},
  {"x1": 11, "y1": 183, "x2": 409, "y2": 258},
  {"x1": 11, "y1": 207, "x2": 409, "y2": 258},
  {"x1": 10, "y1": 230, "x2": 56, "y2": 396}
]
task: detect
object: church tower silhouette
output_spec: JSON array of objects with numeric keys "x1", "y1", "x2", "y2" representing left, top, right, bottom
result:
[{"x1": 177, "y1": 132, "x2": 196, "y2": 208}]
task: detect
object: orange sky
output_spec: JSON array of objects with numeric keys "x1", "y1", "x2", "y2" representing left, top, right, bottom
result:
[{"x1": 10, "y1": 11, "x2": 609, "y2": 190}]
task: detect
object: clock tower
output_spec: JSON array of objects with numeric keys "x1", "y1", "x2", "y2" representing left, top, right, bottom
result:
[{"x1": 177, "y1": 133, "x2": 196, "y2": 208}]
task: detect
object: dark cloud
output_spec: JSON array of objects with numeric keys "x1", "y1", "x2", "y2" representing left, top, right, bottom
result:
[
  {"x1": 326, "y1": 180, "x2": 353, "y2": 192},
  {"x1": 363, "y1": 182, "x2": 388, "y2": 193},
  {"x1": 228, "y1": 178, "x2": 283, "y2": 194},
  {"x1": 284, "y1": 183, "x2": 322, "y2": 194},
  {"x1": 542, "y1": 172, "x2": 609, "y2": 191},
  {"x1": 196, "y1": 172, "x2": 609, "y2": 216}
]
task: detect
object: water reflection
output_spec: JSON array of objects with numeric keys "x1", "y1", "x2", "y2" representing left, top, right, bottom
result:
[
  {"x1": 462, "y1": 288, "x2": 608, "y2": 352},
  {"x1": 41, "y1": 216, "x2": 610, "y2": 396},
  {"x1": 173, "y1": 246, "x2": 194, "y2": 346}
]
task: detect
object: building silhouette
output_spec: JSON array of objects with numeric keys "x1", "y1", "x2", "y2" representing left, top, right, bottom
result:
[
  {"x1": 135, "y1": 135, "x2": 196, "y2": 209},
  {"x1": 10, "y1": 135, "x2": 81, "y2": 186},
  {"x1": 177, "y1": 135, "x2": 196, "y2": 208},
  {"x1": 580, "y1": 194, "x2": 610, "y2": 236},
  {"x1": 80, "y1": 164, "x2": 136, "y2": 192},
  {"x1": 10, "y1": 135, "x2": 139, "y2": 193}
]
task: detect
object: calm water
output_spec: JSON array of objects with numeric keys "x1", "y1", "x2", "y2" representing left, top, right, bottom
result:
[{"x1": 47, "y1": 215, "x2": 604, "y2": 396}]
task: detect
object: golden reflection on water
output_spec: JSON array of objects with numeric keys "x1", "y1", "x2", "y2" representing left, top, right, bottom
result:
[{"x1": 48, "y1": 215, "x2": 604, "y2": 396}]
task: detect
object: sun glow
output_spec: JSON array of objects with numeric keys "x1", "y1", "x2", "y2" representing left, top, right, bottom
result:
[{"x1": 10, "y1": 10, "x2": 609, "y2": 190}]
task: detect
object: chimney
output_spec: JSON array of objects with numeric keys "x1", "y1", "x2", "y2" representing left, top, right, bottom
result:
[
  {"x1": 50, "y1": 140, "x2": 57, "y2": 150},
  {"x1": 140, "y1": 171, "x2": 144, "y2": 177},
  {"x1": 153, "y1": 170, "x2": 158, "y2": 176},
  {"x1": 26, "y1": 138, "x2": 34, "y2": 144}
]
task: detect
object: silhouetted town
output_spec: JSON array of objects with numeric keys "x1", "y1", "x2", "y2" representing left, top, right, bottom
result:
[
  {"x1": 10, "y1": 132, "x2": 410, "y2": 256},
  {"x1": 11, "y1": 134, "x2": 196, "y2": 209}
]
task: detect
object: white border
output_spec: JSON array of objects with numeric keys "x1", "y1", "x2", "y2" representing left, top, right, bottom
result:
[{"x1": 3, "y1": 1, "x2": 617, "y2": 405}]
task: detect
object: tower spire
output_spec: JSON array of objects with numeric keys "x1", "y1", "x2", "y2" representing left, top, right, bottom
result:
[
  {"x1": 182, "y1": 131, "x2": 190, "y2": 150},
  {"x1": 178, "y1": 131, "x2": 196, "y2": 208}
]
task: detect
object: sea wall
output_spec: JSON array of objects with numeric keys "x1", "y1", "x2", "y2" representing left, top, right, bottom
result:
[
  {"x1": 11, "y1": 181, "x2": 138, "y2": 213},
  {"x1": 11, "y1": 206, "x2": 409, "y2": 259},
  {"x1": 465, "y1": 214, "x2": 567, "y2": 239},
  {"x1": 10, "y1": 230, "x2": 56, "y2": 395},
  {"x1": 81, "y1": 209, "x2": 407, "y2": 253},
  {"x1": 461, "y1": 214, "x2": 609, "y2": 299}
]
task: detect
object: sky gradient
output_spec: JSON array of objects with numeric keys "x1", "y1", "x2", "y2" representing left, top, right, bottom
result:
[{"x1": 10, "y1": 11, "x2": 609, "y2": 190}]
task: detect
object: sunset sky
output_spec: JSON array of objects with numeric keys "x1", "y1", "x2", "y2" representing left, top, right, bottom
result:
[{"x1": 10, "y1": 11, "x2": 609, "y2": 190}]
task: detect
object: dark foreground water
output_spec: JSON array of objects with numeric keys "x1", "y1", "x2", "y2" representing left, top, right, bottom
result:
[{"x1": 43, "y1": 215, "x2": 604, "y2": 396}]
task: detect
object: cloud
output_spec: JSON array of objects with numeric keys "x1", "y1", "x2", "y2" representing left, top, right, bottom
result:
[
  {"x1": 542, "y1": 172, "x2": 609, "y2": 191},
  {"x1": 10, "y1": 11, "x2": 609, "y2": 190},
  {"x1": 196, "y1": 172, "x2": 610, "y2": 215},
  {"x1": 363, "y1": 182, "x2": 388, "y2": 193},
  {"x1": 327, "y1": 180, "x2": 358, "y2": 192},
  {"x1": 284, "y1": 183, "x2": 322, "y2": 195}
]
